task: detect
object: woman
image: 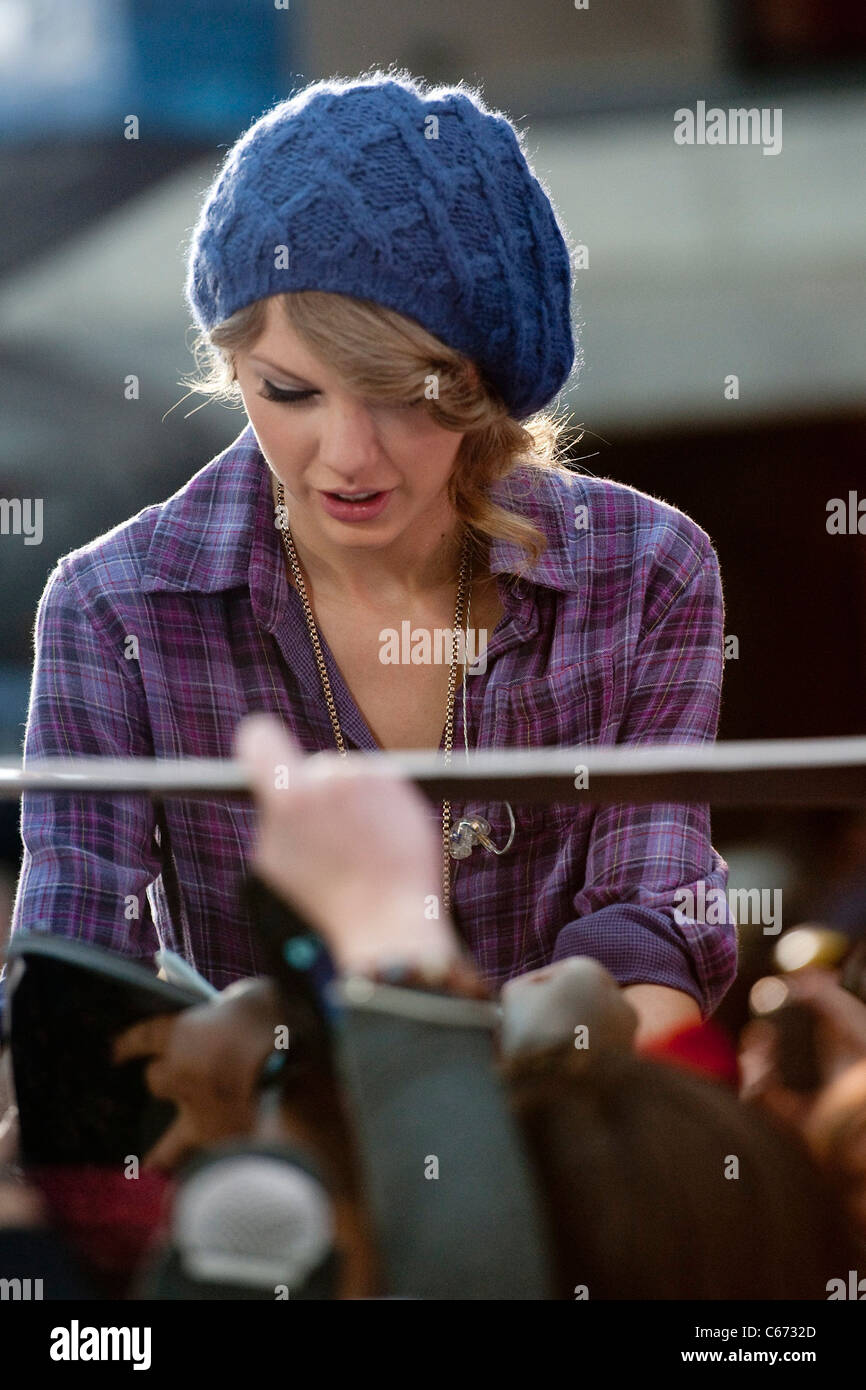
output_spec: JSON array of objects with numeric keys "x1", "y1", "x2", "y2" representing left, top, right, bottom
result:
[{"x1": 10, "y1": 72, "x2": 735, "y2": 1042}]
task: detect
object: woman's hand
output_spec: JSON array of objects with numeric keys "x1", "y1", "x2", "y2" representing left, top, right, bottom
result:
[
  {"x1": 739, "y1": 968, "x2": 866, "y2": 1127},
  {"x1": 783, "y1": 968, "x2": 866, "y2": 1080},
  {"x1": 234, "y1": 712, "x2": 470, "y2": 980}
]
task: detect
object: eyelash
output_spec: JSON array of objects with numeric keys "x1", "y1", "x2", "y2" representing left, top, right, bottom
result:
[
  {"x1": 258, "y1": 380, "x2": 426, "y2": 412},
  {"x1": 259, "y1": 381, "x2": 317, "y2": 405}
]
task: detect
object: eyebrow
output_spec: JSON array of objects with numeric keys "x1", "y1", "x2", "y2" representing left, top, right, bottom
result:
[{"x1": 248, "y1": 354, "x2": 316, "y2": 386}]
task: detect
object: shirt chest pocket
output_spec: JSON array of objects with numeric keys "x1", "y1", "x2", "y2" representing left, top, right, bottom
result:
[
  {"x1": 476, "y1": 654, "x2": 615, "y2": 840},
  {"x1": 490, "y1": 654, "x2": 615, "y2": 751}
]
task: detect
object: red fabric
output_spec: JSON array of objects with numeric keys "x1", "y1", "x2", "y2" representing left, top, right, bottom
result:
[
  {"x1": 640, "y1": 1018, "x2": 739, "y2": 1087},
  {"x1": 28, "y1": 1165, "x2": 174, "y2": 1295}
]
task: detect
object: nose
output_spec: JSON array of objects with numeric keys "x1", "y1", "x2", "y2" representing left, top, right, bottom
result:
[{"x1": 318, "y1": 396, "x2": 383, "y2": 484}]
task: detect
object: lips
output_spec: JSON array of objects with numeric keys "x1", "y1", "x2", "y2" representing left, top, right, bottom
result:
[
  {"x1": 327, "y1": 492, "x2": 382, "y2": 502},
  {"x1": 318, "y1": 488, "x2": 393, "y2": 522}
]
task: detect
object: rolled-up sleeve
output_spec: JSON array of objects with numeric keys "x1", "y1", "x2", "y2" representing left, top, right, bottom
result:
[
  {"x1": 552, "y1": 545, "x2": 737, "y2": 1016},
  {"x1": 9, "y1": 564, "x2": 162, "y2": 959}
]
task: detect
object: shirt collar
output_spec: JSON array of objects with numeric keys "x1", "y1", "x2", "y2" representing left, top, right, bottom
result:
[
  {"x1": 485, "y1": 467, "x2": 579, "y2": 594},
  {"x1": 140, "y1": 422, "x2": 579, "y2": 610}
]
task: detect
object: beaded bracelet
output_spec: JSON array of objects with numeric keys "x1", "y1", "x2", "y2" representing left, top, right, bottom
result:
[{"x1": 369, "y1": 955, "x2": 491, "y2": 1001}]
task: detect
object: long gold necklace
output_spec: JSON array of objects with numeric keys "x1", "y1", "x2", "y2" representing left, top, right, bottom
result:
[{"x1": 275, "y1": 482, "x2": 471, "y2": 913}]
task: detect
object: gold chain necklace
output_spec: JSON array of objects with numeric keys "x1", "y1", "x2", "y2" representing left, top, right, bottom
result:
[{"x1": 275, "y1": 482, "x2": 471, "y2": 913}]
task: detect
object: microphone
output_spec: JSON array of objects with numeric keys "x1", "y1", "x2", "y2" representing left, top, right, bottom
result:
[{"x1": 139, "y1": 1143, "x2": 338, "y2": 1300}]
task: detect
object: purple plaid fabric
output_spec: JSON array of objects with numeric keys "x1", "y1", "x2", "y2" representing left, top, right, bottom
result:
[{"x1": 10, "y1": 424, "x2": 736, "y2": 1011}]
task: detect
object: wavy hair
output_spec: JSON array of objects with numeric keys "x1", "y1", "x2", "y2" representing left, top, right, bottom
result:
[{"x1": 180, "y1": 291, "x2": 575, "y2": 575}]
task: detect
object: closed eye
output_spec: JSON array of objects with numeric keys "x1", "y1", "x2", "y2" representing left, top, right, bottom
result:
[{"x1": 259, "y1": 381, "x2": 318, "y2": 404}]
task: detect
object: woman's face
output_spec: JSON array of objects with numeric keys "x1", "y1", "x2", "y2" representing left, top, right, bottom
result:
[{"x1": 233, "y1": 298, "x2": 465, "y2": 555}]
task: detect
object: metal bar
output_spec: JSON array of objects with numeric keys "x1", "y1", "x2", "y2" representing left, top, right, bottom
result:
[{"x1": 1, "y1": 737, "x2": 865, "y2": 806}]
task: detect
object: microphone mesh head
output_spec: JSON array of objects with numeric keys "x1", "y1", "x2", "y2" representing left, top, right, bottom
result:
[{"x1": 174, "y1": 1154, "x2": 334, "y2": 1290}]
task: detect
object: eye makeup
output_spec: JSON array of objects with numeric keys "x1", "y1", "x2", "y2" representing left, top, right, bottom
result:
[{"x1": 258, "y1": 380, "x2": 318, "y2": 404}]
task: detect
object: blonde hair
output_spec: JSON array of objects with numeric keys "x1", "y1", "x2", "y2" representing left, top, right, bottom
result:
[{"x1": 181, "y1": 291, "x2": 574, "y2": 574}]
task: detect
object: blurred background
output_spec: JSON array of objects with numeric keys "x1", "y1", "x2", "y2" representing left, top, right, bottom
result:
[{"x1": 1, "y1": 0, "x2": 865, "y2": 1023}]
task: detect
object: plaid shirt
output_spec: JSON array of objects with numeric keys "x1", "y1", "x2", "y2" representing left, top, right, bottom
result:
[{"x1": 10, "y1": 424, "x2": 736, "y2": 1011}]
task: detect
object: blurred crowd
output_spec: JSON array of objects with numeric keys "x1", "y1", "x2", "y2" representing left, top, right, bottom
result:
[{"x1": 1, "y1": 714, "x2": 865, "y2": 1300}]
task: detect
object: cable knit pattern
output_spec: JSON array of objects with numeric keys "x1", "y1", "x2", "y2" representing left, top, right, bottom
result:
[{"x1": 185, "y1": 73, "x2": 575, "y2": 418}]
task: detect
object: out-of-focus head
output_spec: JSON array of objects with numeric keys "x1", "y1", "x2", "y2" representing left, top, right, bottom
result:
[
  {"x1": 499, "y1": 957, "x2": 638, "y2": 1058},
  {"x1": 505, "y1": 1046, "x2": 857, "y2": 1300}
]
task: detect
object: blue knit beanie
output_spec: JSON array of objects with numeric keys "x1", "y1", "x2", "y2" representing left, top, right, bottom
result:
[{"x1": 185, "y1": 73, "x2": 575, "y2": 419}]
